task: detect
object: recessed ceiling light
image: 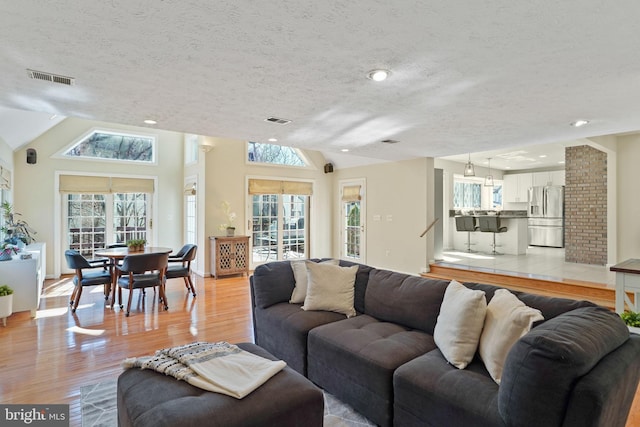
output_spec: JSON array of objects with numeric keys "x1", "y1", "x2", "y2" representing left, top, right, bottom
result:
[
  {"x1": 571, "y1": 119, "x2": 589, "y2": 127},
  {"x1": 268, "y1": 138, "x2": 278, "y2": 142},
  {"x1": 539, "y1": 155, "x2": 547, "y2": 158},
  {"x1": 559, "y1": 161, "x2": 566, "y2": 164},
  {"x1": 367, "y1": 69, "x2": 390, "y2": 82},
  {"x1": 341, "y1": 148, "x2": 350, "y2": 152},
  {"x1": 49, "y1": 114, "x2": 58, "y2": 120},
  {"x1": 144, "y1": 119, "x2": 157, "y2": 125}
]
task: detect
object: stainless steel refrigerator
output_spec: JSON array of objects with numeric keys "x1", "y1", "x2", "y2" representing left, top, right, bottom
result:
[{"x1": 527, "y1": 186, "x2": 564, "y2": 248}]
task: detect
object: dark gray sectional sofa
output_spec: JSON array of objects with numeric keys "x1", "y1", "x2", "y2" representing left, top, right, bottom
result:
[{"x1": 250, "y1": 259, "x2": 640, "y2": 427}]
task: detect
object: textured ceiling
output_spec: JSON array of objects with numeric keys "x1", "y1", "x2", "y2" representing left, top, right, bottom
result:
[{"x1": 1, "y1": 1, "x2": 639, "y2": 168}]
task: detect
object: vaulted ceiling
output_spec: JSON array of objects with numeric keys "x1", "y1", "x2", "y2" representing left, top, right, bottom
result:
[{"x1": 1, "y1": 1, "x2": 639, "y2": 169}]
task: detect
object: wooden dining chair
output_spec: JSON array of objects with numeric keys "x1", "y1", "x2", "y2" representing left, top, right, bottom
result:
[
  {"x1": 116, "y1": 252, "x2": 169, "y2": 317},
  {"x1": 64, "y1": 249, "x2": 113, "y2": 313},
  {"x1": 166, "y1": 244, "x2": 197, "y2": 297}
]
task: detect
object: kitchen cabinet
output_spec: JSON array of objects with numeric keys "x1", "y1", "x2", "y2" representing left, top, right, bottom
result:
[
  {"x1": 532, "y1": 170, "x2": 565, "y2": 187},
  {"x1": 209, "y1": 236, "x2": 249, "y2": 278},
  {"x1": 503, "y1": 173, "x2": 532, "y2": 203}
]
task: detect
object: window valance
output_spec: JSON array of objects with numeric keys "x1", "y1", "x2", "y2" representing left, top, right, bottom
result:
[
  {"x1": 248, "y1": 179, "x2": 313, "y2": 195},
  {"x1": 59, "y1": 175, "x2": 154, "y2": 194}
]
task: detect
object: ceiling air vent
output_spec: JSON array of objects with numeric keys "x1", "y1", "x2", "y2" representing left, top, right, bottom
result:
[
  {"x1": 264, "y1": 117, "x2": 291, "y2": 125},
  {"x1": 27, "y1": 69, "x2": 75, "y2": 86},
  {"x1": 381, "y1": 139, "x2": 399, "y2": 144}
]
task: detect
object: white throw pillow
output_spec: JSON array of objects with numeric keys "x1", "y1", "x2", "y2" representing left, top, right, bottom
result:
[
  {"x1": 302, "y1": 261, "x2": 358, "y2": 317},
  {"x1": 289, "y1": 259, "x2": 339, "y2": 303},
  {"x1": 433, "y1": 280, "x2": 487, "y2": 369},
  {"x1": 479, "y1": 289, "x2": 544, "y2": 384}
]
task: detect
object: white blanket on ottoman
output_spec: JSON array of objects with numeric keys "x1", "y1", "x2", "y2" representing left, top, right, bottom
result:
[{"x1": 122, "y1": 341, "x2": 286, "y2": 398}]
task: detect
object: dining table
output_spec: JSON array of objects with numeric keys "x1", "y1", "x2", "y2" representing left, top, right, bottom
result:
[{"x1": 94, "y1": 246, "x2": 173, "y2": 306}]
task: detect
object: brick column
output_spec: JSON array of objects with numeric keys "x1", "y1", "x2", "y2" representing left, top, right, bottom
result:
[{"x1": 564, "y1": 145, "x2": 607, "y2": 265}]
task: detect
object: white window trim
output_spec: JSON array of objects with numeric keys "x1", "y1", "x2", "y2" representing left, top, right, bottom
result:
[
  {"x1": 245, "y1": 142, "x2": 315, "y2": 170},
  {"x1": 53, "y1": 127, "x2": 159, "y2": 165},
  {"x1": 53, "y1": 170, "x2": 159, "y2": 278}
]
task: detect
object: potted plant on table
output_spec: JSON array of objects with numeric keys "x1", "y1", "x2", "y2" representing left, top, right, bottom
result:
[
  {"x1": 126, "y1": 239, "x2": 147, "y2": 252},
  {"x1": 621, "y1": 311, "x2": 640, "y2": 334},
  {"x1": 0, "y1": 284, "x2": 13, "y2": 326},
  {"x1": 1, "y1": 201, "x2": 36, "y2": 246},
  {"x1": 218, "y1": 201, "x2": 237, "y2": 237}
]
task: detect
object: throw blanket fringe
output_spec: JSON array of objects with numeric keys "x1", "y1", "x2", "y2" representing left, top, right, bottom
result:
[{"x1": 122, "y1": 342, "x2": 286, "y2": 399}]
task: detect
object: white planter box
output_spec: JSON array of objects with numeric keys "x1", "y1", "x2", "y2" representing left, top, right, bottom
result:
[
  {"x1": 628, "y1": 326, "x2": 640, "y2": 335},
  {"x1": 0, "y1": 294, "x2": 13, "y2": 326}
]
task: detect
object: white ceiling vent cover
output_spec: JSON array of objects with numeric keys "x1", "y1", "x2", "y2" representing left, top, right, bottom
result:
[
  {"x1": 27, "y1": 69, "x2": 75, "y2": 86},
  {"x1": 264, "y1": 117, "x2": 291, "y2": 125}
]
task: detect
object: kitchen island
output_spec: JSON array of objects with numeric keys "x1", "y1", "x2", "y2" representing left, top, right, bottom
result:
[{"x1": 450, "y1": 211, "x2": 528, "y2": 255}]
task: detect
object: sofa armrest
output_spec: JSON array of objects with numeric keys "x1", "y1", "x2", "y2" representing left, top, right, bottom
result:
[
  {"x1": 498, "y1": 306, "x2": 630, "y2": 427},
  {"x1": 563, "y1": 334, "x2": 640, "y2": 427},
  {"x1": 251, "y1": 261, "x2": 296, "y2": 309}
]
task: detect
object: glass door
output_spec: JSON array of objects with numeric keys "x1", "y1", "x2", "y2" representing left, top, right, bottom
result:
[
  {"x1": 340, "y1": 179, "x2": 365, "y2": 262},
  {"x1": 250, "y1": 194, "x2": 308, "y2": 267},
  {"x1": 65, "y1": 192, "x2": 150, "y2": 262}
]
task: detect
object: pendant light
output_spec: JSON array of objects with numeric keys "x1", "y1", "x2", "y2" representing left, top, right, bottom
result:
[
  {"x1": 484, "y1": 158, "x2": 494, "y2": 187},
  {"x1": 463, "y1": 153, "x2": 475, "y2": 177}
]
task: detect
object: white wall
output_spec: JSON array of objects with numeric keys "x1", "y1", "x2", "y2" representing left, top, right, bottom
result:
[
  {"x1": 202, "y1": 136, "x2": 333, "y2": 273},
  {"x1": 616, "y1": 135, "x2": 640, "y2": 261},
  {"x1": 333, "y1": 157, "x2": 434, "y2": 275},
  {"x1": 12, "y1": 117, "x2": 184, "y2": 277}
]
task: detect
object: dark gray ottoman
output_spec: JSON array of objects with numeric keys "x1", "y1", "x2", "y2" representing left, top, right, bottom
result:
[{"x1": 117, "y1": 342, "x2": 323, "y2": 427}]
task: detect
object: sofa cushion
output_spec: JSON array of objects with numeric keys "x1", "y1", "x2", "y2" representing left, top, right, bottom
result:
[
  {"x1": 302, "y1": 262, "x2": 358, "y2": 317},
  {"x1": 307, "y1": 314, "x2": 436, "y2": 427},
  {"x1": 338, "y1": 260, "x2": 374, "y2": 314},
  {"x1": 479, "y1": 289, "x2": 544, "y2": 384},
  {"x1": 253, "y1": 303, "x2": 346, "y2": 375},
  {"x1": 393, "y1": 349, "x2": 503, "y2": 427},
  {"x1": 434, "y1": 280, "x2": 487, "y2": 369},
  {"x1": 465, "y1": 282, "x2": 595, "y2": 322},
  {"x1": 289, "y1": 259, "x2": 339, "y2": 303},
  {"x1": 252, "y1": 261, "x2": 297, "y2": 309},
  {"x1": 498, "y1": 306, "x2": 629, "y2": 426},
  {"x1": 365, "y1": 269, "x2": 450, "y2": 333}
]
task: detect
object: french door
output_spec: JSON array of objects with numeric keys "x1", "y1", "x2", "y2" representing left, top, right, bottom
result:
[
  {"x1": 65, "y1": 192, "x2": 151, "y2": 260},
  {"x1": 340, "y1": 179, "x2": 365, "y2": 262},
  {"x1": 250, "y1": 193, "x2": 308, "y2": 267}
]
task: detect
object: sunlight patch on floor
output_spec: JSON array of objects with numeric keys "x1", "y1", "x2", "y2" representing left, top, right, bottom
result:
[
  {"x1": 66, "y1": 325, "x2": 105, "y2": 336},
  {"x1": 35, "y1": 307, "x2": 69, "y2": 318}
]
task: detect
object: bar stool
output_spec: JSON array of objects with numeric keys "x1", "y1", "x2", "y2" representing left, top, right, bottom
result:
[
  {"x1": 455, "y1": 216, "x2": 478, "y2": 252},
  {"x1": 478, "y1": 216, "x2": 507, "y2": 255}
]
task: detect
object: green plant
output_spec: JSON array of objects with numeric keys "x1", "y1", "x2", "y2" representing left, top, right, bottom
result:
[
  {"x1": 1, "y1": 201, "x2": 36, "y2": 244},
  {"x1": 126, "y1": 239, "x2": 147, "y2": 247},
  {"x1": 0, "y1": 285, "x2": 13, "y2": 296},
  {"x1": 621, "y1": 311, "x2": 640, "y2": 327}
]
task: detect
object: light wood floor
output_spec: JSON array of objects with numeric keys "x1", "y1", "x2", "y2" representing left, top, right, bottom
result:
[
  {"x1": 0, "y1": 274, "x2": 254, "y2": 427},
  {"x1": 1, "y1": 273, "x2": 638, "y2": 427}
]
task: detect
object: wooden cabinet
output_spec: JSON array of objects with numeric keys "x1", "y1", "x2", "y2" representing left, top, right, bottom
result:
[
  {"x1": 209, "y1": 236, "x2": 249, "y2": 278},
  {"x1": 503, "y1": 173, "x2": 532, "y2": 203}
]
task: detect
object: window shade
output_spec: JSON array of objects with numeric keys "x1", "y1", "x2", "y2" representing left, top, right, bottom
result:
[
  {"x1": 342, "y1": 185, "x2": 362, "y2": 202},
  {"x1": 184, "y1": 182, "x2": 196, "y2": 195},
  {"x1": 59, "y1": 175, "x2": 111, "y2": 193},
  {"x1": 248, "y1": 179, "x2": 313, "y2": 195},
  {"x1": 0, "y1": 167, "x2": 10, "y2": 190},
  {"x1": 111, "y1": 177, "x2": 154, "y2": 193},
  {"x1": 59, "y1": 175, "x2": 154, "y2": 194}
]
